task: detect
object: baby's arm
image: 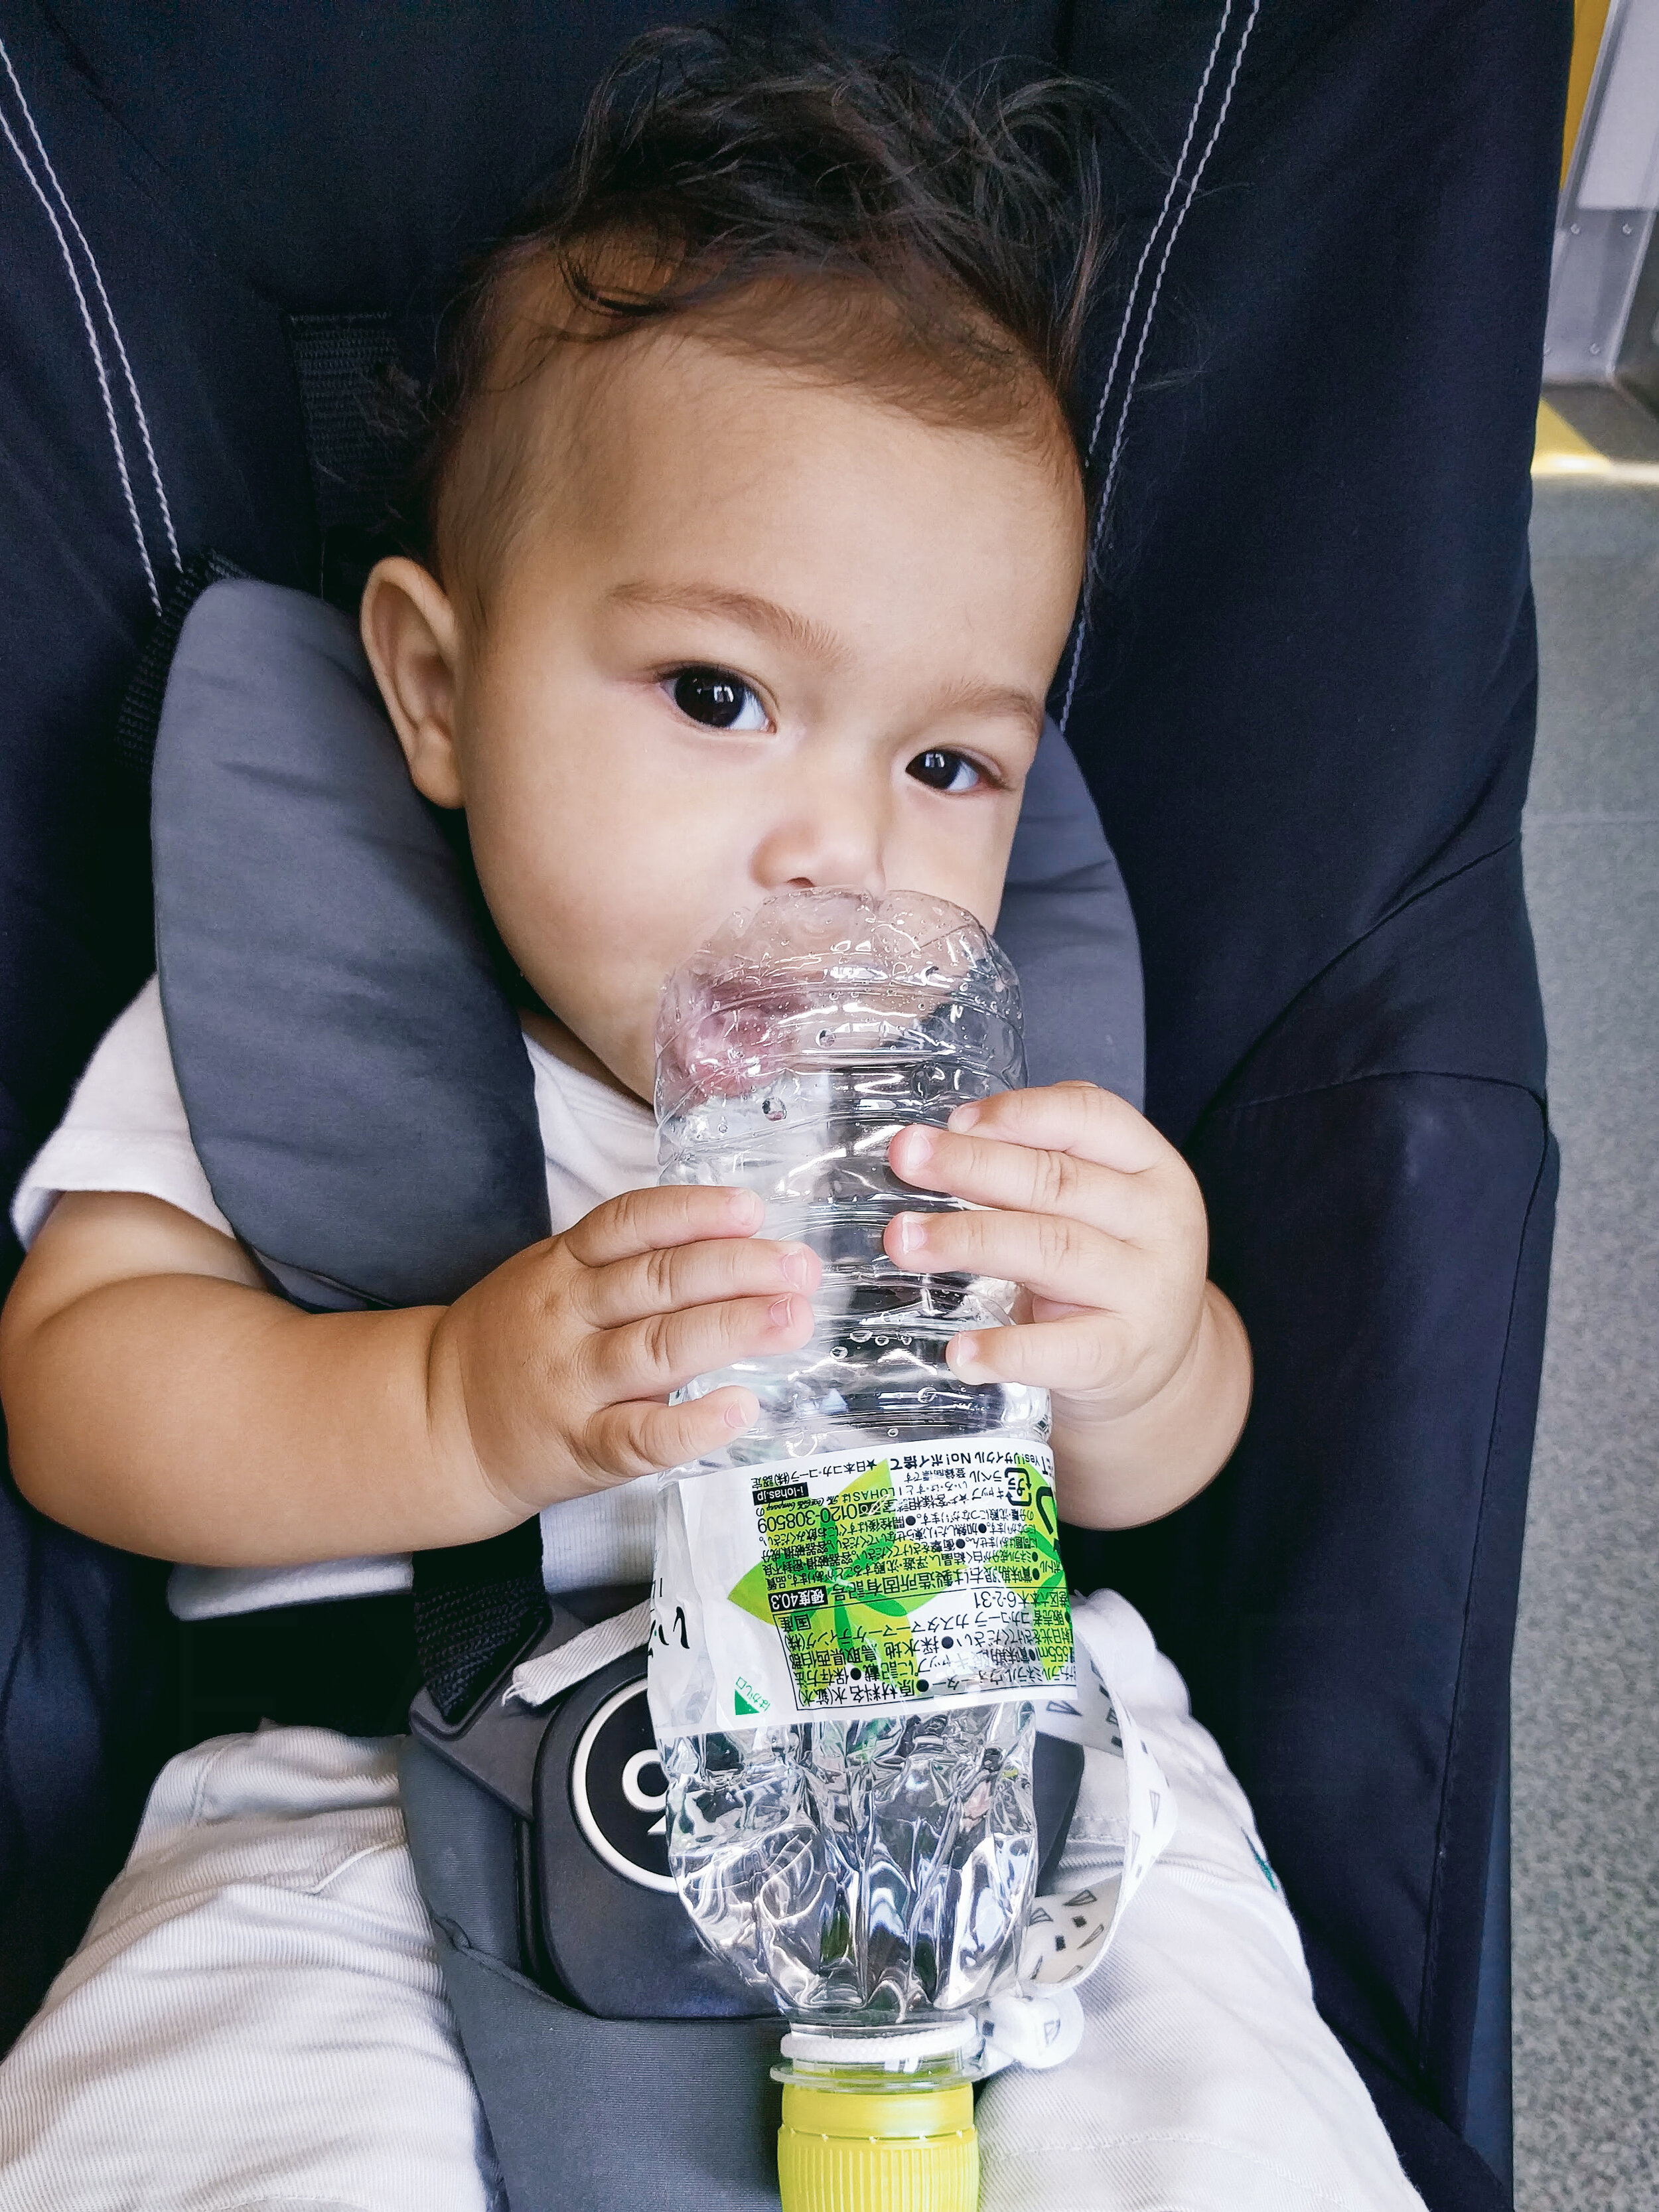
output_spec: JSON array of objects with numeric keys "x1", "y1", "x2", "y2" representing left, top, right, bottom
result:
[
  {"x1": 0, "y1": 1185, "x2": 816, "y2": 1564},
  {"x1": 887, "y1": 1082, "x2": 1251, "y2": 1528}
]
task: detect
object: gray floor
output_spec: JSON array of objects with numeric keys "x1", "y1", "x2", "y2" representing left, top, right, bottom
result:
[{"x1": 1514, "y1": 482, "x2": 1659, "y2": 2210}]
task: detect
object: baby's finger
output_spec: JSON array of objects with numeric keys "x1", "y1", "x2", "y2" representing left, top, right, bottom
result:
[
  {"x1": 577, "y1": 1235, "x2": 819, "y2": 1329},
  {"x1": 885, "y1": 1203, "x2": 1144, "y2": 1313},
  {"x1": 583, "y1": 1290, "x2": 814, "y2": 1406},
  {"x1": 946, "y1": 1312, "x2": 1145, "y2": 1400},
  {"x1": 887, "y1": 1121, "x2": 1167, "y2": 1246},
  {"x1": 586, "y1": 1385, "x2": 759, "y2": 1483},
  {"x1": 946, "y1": 1083, "x2": 1171, "y2": 1174},
  {"x1": 563, "y1": 1183, "x2": 764, "y2": 1269}
]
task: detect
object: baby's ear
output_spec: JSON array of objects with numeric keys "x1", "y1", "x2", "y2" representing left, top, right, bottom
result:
[{"x1": 359, "y1": 557, "x2": 466, "y2": 808}]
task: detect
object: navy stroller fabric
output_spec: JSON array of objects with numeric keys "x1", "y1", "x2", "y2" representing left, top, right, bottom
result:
[{"x1": 0, "y1": 5, "x2": 1567, "y2": 2207}]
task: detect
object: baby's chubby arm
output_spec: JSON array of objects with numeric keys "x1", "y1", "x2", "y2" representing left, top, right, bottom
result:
[
  {"x1": 0, "y1": 1185, "x2": 818, "y2": 1564},
  {"x1": 886, "y1": 1082, "x2": 1251, "y2": 1528}
]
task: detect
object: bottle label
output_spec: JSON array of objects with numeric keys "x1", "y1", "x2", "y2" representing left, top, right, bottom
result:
[{"x1": 650, "y1": 1439, "x2": 1073, "y2": 1733}]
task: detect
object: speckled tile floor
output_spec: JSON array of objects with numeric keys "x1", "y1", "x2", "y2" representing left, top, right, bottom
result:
[{"x1": 1514, "y1": 482, "x2": 1659, "y2": 2211}]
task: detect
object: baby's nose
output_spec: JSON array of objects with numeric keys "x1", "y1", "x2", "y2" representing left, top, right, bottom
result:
[{"x1": 751, "y1": 770, "x2": 891, "y2": 898}]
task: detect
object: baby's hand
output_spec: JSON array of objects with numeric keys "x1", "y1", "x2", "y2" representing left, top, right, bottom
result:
[
  {"x1": 885, "y1": 1082, "x2": 1248, "y2": 1528},
  {"x1": 427, "y1": 1185, "x2": 817, "y2": 1517}
]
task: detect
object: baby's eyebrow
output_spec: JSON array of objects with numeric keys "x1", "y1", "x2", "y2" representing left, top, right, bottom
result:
[
  {"x1": 608, "y1": 579, "x2": 1045, "y2": 740},
  {"x1": 607, "y1": 579, "x2": 849, "y2": 669},
  {"x1": 921, "y1": 673, "x2": 1046, "y2": 743}
]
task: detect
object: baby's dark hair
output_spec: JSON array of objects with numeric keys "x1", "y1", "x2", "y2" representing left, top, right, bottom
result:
[{"x1": 402, "y1": 17, "x2": 1112, "y2": 607}]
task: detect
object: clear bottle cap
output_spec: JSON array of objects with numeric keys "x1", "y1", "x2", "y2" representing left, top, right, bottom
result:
[{"x1": 779, "y1": 2016, "x2": 981, "y2": 2070}]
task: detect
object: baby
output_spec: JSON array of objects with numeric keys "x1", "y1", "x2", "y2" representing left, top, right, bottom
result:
[{"x1": 0, "y1": 25, "x2": 1424, "y2": 2212}]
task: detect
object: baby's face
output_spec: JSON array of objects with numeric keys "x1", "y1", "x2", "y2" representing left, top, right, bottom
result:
[{"x1": 364, "y1": 331, "x2": 1084, "y2": 1100}]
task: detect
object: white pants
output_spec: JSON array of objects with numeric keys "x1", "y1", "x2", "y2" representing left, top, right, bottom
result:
[{"x1": 0, "y1": 1595, "x2": 1424, "y2": 2212}]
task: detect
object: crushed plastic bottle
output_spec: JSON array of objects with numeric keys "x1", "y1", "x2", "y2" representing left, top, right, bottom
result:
[{"x1": 647, "y1": 889, "x2": 1074, "y2": 2045}]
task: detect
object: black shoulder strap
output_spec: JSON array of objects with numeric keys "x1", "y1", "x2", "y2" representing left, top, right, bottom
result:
[
  {"x1": 412, "y1": 1523, "x2": 549, "y2": 1722},
  {"x1": 113, "y1": 550, "x2": 248, "y2": 784},
  {"x1": 282, "y1": 310, "x2": 405, "y2": 609}
]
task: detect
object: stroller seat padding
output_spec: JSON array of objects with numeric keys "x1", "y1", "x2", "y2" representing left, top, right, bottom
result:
[{"x1": 152, "y1": 581, "x2": 551, "y2": 1310}]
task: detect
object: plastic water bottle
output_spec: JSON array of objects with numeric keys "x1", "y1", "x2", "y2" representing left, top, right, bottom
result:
[{"x1": 648, "y1": 889, "x2": 1075, "y2": 2209}]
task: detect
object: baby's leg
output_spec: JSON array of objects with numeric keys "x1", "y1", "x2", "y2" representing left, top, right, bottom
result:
[
  {"x1": 978, "y1": 1591, "x2": 1427, "y2": 2212},
  {"x1": 0, "y1": 1724, "x2": 498, "y2": 2212}
]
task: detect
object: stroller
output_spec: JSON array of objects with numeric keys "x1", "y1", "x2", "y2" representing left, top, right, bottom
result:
[{"x1": 0, "y1": 4, "x2": 1568, "y2": 2208}]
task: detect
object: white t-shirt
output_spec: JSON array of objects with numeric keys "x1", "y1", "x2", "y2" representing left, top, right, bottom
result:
[{"x1": 10, "y1": 976, "x2": 662, "y2": 1619}]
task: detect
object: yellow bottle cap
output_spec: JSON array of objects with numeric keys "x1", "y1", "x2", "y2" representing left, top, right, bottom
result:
[{"x1": 778, "y1": 2078, "x2": 978, "y2": 2212}]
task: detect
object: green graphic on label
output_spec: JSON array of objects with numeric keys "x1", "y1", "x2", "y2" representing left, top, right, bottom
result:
[
  {"x1": 987, "y1": 1459, "x2": 1073, "y2": 1682},
  {"x1": 728, "y1": 1460, "x2": 958, "y2": 1703},
  {"x1": 725, "y1": 1445, "x2": 1074, "y2": 1713}
]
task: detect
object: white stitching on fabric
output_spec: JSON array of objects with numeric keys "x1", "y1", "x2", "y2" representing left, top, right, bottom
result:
[
  {"x1": 0, "y1": 37, "x2": 180, "y2": 575},
  {"x1": 0, "y1": 34, "x2": 168, "y2": 612},
  {"x1": 1090, "y1": 0, "x2": 1264, "y2": 534},
  {"x1": 1079, "y1": 0, "x2": 1240, "y2": 477},
  {"x1": 1058, "y1": 0, "x2": 1266, "y2": 741}
]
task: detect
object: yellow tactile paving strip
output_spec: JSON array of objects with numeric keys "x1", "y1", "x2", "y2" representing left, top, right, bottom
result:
[
  {"x1": 1561, "y1": 0, "x2": 1613, "y2": 187},
  {"x1": 1534, "y1": 401, "x2": 1659, "y2": 485}
]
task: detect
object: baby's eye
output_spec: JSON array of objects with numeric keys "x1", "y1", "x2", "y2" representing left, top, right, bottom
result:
[
  {"x1": 668, "y1": 666, "x2": 768, "y2": 731},
  {"x1": 908, "y1": 749, "x2": 983, "y2": 794}
]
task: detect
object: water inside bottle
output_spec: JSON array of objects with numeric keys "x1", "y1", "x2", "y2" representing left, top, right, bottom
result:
[{"x1": 652, "y1": 891, "x2": 1056, "y2": 2018}]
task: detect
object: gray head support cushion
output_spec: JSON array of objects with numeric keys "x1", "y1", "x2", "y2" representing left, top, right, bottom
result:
[{"x1": 152, "y1": 580, "x2": 1142, "y2": 1311}]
